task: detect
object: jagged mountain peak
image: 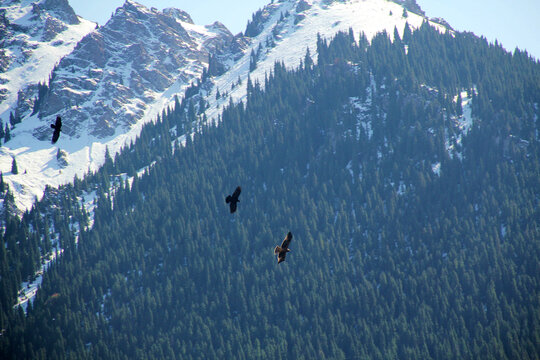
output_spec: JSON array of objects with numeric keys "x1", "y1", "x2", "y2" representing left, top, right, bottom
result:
[
  {"x1": 40, "y1": 0, "x2": 80, "y2": 25},
  {"x1": 114, "y1": 0, "x2": 159, "y2": 21},
  {"x1": 30, "y1": 2, "x2": 203, "y2": 139},
  {"x1": 0, "y1": 1, "x2": 240, "y2": 213},
  {"x1": 204, "y1": 0, "x2": 448, "y2": 127},
  {"x1": 101, "y1": 2, "x2": 193, "y2": 51},
  {"x1": 1, "y1": 0, "x2": 80, "y2": 38},
  {"x1": 0, "y1": 0, "x2": 450, "y2": 214},
  {"x1": 0, "y1": 0, "x2": 94, "y2": 122},
  {"x1": 162, "y1": 7, "x2": 194, "y2": 24},
  {"x1": 207, "y1": 21, "x2": 232, "y2": 35}
]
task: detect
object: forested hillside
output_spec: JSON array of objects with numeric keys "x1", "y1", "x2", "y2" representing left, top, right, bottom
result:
[{"x1": 1, "y1": 23, "x2": 539, "y2": 359}]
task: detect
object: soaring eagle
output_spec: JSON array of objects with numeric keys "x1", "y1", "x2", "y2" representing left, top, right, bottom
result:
[
  {"x1": 51, "y1": 116, "x2": 62, "y2": 144},
  {"x1": 274, "y1": 232, "x2": 293, "y2": 264},
  {"x1": 225, "y1": 186, "x2": 241, "y2": 213}
]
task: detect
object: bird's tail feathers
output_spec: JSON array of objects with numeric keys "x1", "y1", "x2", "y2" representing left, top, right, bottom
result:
[
  {"x1": 274, "y1": 246, "x2": 282, "y2": 254},
  {"x1": 225, "y1": 195, "x2": 231, "y2": 203}
]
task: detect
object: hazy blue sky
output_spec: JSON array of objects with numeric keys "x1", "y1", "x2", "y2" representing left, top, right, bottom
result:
[
  {"x1": 69, "y1": 0, "x2": 540, "y2": 60},
  {"x1": 69, "y1": 0, "x2": 269, "y2": 35},
  {"x1": 416, "y1": 0, "x2": 539, "y2": 60}
]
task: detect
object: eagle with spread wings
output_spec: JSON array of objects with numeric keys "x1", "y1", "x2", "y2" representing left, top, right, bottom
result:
[
  {"x1": 274, "y1": 232, "x2": 293, "y2": 264},
  {"x1": 51, "y1": 116, "x2": 62, "y2": 144},
  {"x1": 225, "y1": 186, "x2": 241, "y2": 213}
]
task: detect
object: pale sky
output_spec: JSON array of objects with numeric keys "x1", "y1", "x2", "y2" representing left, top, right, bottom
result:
[
  {"x1": 69, "y1": 0, "x2": 540, "y2": 60},
  {"x1": 69, "y1": 0, "x2": 269, "y2": 35},
  {"x1": 416, "y1": 0, "x2": 539, "y2": 60}
]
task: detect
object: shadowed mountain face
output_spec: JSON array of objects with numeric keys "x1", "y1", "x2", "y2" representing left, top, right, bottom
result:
[
  {"x1": 0, "y1": 0, "x2": 90, "y2": 113},
  {"x1": 31, "y1": 1, "x2": 240, "y2": 139},
  {"x1": 41, "y1": 0, "x2": 80, "y2": 25}
]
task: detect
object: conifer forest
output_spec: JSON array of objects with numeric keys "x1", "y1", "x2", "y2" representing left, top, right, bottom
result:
[{"x1": 0, "y1": 23, "x2": 539, "y2": 359}]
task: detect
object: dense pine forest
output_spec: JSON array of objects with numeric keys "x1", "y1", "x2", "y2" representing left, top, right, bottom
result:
[{"x1": 0, "y1": 22, "x2": 539, "y2": 359}]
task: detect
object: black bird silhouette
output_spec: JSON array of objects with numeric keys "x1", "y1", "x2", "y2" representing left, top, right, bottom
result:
[
  {"x1": 225, "y1": 186, "x2": 241, "y2": 213},
  {"x1": 50, "y1": 116, "x2": 62, "y2": 144},
  {"x1": 274, "y1": 232, "x2": 293, "y2": 264}
]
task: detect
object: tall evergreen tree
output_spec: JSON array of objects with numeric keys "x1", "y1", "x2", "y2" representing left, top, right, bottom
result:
[
  {"x1": 10, "y1": 157, "x2": 18, "y2": 175},
  {"x1": 4, "y1": 124, "x2": 10, "y2": 143}
]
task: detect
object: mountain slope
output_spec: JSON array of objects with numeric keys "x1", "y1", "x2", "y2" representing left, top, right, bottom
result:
[
  {"x1": 0, "y1": 0, "x2": 242, "y2": 212},
  {"x1": 202, "y1": 0, "x2": 446, "y2": 128},
  {"x1": 0, "y1": 0, "x2": 95, "y2": 124},
  {"x1": 1, "y1": 16, "x2": 538, "y2": 359},
  {"x1": 0, "y1": 0, "x2": 445, "y2": 214}
]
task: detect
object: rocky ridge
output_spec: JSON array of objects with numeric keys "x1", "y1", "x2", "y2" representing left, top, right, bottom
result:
[
  {"x1": 0, "y1": 0, "x2": 95, "y2": 127},
  {"x1": 32, "y1": 0, "x2": 243, "y2": 139}
]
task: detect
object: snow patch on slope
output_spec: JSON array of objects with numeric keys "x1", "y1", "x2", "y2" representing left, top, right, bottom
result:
[
  {"x1": 445, "y1": 89, "x2": 475, "y2": 160},
  {"x1": 203, "y1": 0, "x2": 447, "y2": 126},
  {"x1": 14, "y1": 246, "x2": 63, "y2": 312},
  {"x1": 0, "y1": 77, "x2": 192, "y2": 213},
  {"x1": 0, "y1": 10, "x2": 223, "y2": 213},
  {"x1": 0, "y1": 0, "x2": 96, "y2": 121},
  {"x1": 2, "y1": 0, "x2": 450, "y2": 214}
]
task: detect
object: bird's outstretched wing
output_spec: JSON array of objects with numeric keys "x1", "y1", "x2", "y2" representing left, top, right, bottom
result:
[
  {"x1": 275, "y1": 232, "x2": 292, "y2": 264},
  {"x1": 226, "y1": 186, "x2": 241, "y2": 213},
  {"x1": 280, "y1": 232, "x2": 292, "y2": 249},
  {"x1": 51, "y1": 116, "x2": 62, "y2": 144},
  {"x1": 232, "y1": 186, "x2": 241, "y2": 200}
]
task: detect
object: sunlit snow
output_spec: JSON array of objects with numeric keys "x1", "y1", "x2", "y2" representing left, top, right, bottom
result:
[
  {"x1": 0, "y1": 1, "x2": 96, "y2": 120},
  {"x1": 445, "y1": 89, "x2": 475, "y2": 159},
  {"x1": 14, "y1": 247, "x2": 63, "y2": 312},
  {"x1": 1, "y1": 0, "x2": 449, "y2": 214}
]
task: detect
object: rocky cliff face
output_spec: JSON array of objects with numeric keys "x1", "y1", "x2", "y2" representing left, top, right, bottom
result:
[
  {"x1": 0, "y1": 0, "x2": 94, "y2": 126},
  {"x1": 32, "y1": 0, "x2": 243, "y2": 139},
  {"x1": 1, "y1": 0, "x2": 443, "y2": 214},
  {"x1": 41, "y1": 0, "x2": 80, "y2": 25},
  {"x1": 0, "y1": 0, "x2": 249, "y2": 213},
  {"x1": 390, "y1": 0, "x2": 425, "y2": 16}
]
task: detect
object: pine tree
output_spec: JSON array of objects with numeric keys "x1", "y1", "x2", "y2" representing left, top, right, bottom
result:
[
  {"x1": 304, "y1": 47, "x2": 313, "y2": 70},
  {"x1": 4, "y1": 124, "x2": 10, "y2": 143},
  {"x1": 9, "y1": 112, "x2": 16, "y2": 127},
  {"x1": 11, "y1": 157, "x2": 18, "y2": 175},
  {"x1": 250, "y1": 49, "x2": 257, "y2": 72}
]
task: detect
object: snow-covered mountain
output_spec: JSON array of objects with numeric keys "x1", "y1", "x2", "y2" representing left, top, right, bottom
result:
[
  {"x1": 0, "y1": 0, "x2": 245, "y2": 211},
  {"x1": 0, "y1": 0, "x2": 449, "y2": 213},
  {"x1": 0, "y1": 0, "x2": 95, "y2": 125},
  {"x1": 32, "y1": 1, "x2": 243, "y2": 140},
  {"x1": 201, "y1": 0, "x2": 447, "y2": 128}
]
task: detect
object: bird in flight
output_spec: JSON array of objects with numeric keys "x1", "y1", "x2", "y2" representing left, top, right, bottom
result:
[
  {"x1": 274, "y1": 232, "x2": 293, "y2": 264},
  {"x1": 225, "y1": 186, "x2": 241, "y2": 213},
  {"x1": 51, "y1": 116, "x2": 62, "y2": 144}
]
